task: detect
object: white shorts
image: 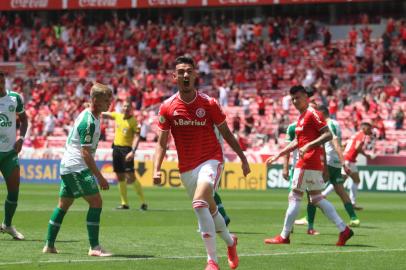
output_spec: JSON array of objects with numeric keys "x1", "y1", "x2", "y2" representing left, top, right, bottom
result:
[
  {"x1": 341, "y1": 161, "x2": 358, "y2": 175},
  {"x1": 292, "y1": 168, "x2": 325, "y2": 192},
  {"x1": 180, "y1": 160, "x2": 223, "y2": 199}
]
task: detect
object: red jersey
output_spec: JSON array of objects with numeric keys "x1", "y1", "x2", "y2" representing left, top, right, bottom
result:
[
  {"x1": 295, "y1": 107, "x2": 327, "y2": 171},
  {"x1": 344, "y1": 131, "x2": 367, "y2": 162},
  {"x1": 157, "y1": 91, "x2": 226, "y2": 173}
]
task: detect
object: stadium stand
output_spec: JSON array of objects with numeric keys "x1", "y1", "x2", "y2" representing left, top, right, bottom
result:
[{"x1": 0, "y1": 9, "x2": 405, "y2": 155}]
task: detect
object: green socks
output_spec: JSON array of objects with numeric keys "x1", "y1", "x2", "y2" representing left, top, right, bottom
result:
[
  {"x1": 214, "y1": 192, "x2": 230, "y2": 225},
  {"x1": 307, "y1": 203, "x2": 317, "y2": 230},
  {"x1": 46, "y1": 207, "x2": 66, "y2": 247},
  {"x1": 344, "y1": 202, "x2": 358, "y2": 220},
  {"x1": 4, "y1": 191, "x2": 19, "y2": 227},
  {"x1": 87, "y1": 208, "x2": 102, "y2": 248}
]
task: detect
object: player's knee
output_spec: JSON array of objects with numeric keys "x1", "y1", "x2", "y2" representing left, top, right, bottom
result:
[
  {"x1": 58, "y1": 198, "x2": 74, "y2": 211},
  {"x1": 310, "y1": 194, "x2": 324, "y2": 204},
  {"x1": 288, "y1": 191, "x2": 303, "y2": 202},
  {"x1": 210, "y1": 207, "x2": 219, "y2": 217}
]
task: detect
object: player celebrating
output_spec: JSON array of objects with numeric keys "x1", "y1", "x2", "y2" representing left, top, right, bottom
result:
[
  {"x1": 102, "y1": 99, "x2": 147, "y2": 211},
  {"x1": 0, "y1": 71, "x2": 28, "y2": 240},
  {"x1": 153, "y1": 56, "x2": 250, "y2": 270},
  {"x1": 265, "y1": 85, "x2": 353, "y2": 246},
  {"x1": 43, "y1": 83, "x2": 113, "y2": 256},
  {"x1": 341, "y1": 121, "x2": 373, "y2": 210}
]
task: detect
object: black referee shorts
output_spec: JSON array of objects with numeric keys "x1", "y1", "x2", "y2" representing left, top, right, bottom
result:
[{"x1": 112, "y1": 145, "x2": 135, "y2": 173}]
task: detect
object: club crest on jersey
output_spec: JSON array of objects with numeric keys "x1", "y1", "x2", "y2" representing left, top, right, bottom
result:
[
  {"x1": 9, "y1": 105, "x2": 15, "y2": 112},
  {"x1": 196, "y1": 108, "x2": 205, "y2": 118}
]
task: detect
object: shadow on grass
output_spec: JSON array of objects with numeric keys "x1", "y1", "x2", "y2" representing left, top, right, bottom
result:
[
  {"x1": 230, "y1": 231, "x2": 266, "y2": 235},
  {"x1": 291, "y1": 232, "x2": 368, "y2": 237},
  {"x1": 1, "y1": 239, "x2": 80, "y2": 243},
  {"x1": 112, "y1": 254, "x2": 154, "y2": 259},
  {"x1": 357, "y1": 225, "x2": 379, "y2": 229},
  {"x1": 300, "y1": 242, "x2": 377, "y2": 248}
]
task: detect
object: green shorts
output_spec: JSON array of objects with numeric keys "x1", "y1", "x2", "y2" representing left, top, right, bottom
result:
[
  {"x1": 59, "y1": 169, "x2": 99, "y2": 198},
  {"x1": 327, "y1": 165, "x2": 345, "y2": 185},
  {"x1": 0, "y1": 150, "x2": 19, "y2": 180}
]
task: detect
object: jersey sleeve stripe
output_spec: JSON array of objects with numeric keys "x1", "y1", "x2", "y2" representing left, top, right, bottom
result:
[{"x1": 215, "y1": 119, "x2": 226, "y2": 127}]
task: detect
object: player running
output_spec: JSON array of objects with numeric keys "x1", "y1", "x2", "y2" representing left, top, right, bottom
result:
[
  {"x1": 340, "y1": 121, "x2": 373, "y2": 210},
  {"x1": 102, "y1": 99, "x2": 147, "y2": 211},
  {"x1": 153, "y1": 56, "x2": 250, "y2": 270},
  {"x1": 0, "y1": 71, "x2": 28, "y2": 240},
  {"x1": 265, "y1": 85, "x2": 353, "y2": 246},
  {"x1": 43, "y1": 83, "x2": 113, "y2": 256}
]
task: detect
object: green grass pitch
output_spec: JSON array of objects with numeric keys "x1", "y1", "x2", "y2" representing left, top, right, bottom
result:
[{"x1": 0, "y1": 184, "x2": 405, "y2": 270}]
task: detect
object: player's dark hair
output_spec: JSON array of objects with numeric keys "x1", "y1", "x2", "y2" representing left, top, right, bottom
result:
[
  {"x1": 289, "y1": 85, "x2": 314, "y2": 97},
  {"x1": 318, "y1": 105, "x2": 330, "y2": 116},
  {"x1": 361, "y1": 122, "x2": 372, "y2": 127},
  {"x1": 174, "y1": 56, "x2": 195, "y2": 68}
]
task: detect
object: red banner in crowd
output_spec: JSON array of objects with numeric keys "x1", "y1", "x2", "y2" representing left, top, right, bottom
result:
[
  {"x1": 0, "y1": 0, "x2": 380, "y2": 10},
  {"x1": 206, "y1": 0, "x2": 375, "y2": 6},
  {"x1": 68, "y1": 0, "x2": 133, "y2": 9},
  {"x1": 206, "y1": 0, "x2": 262, "y2": 6},
  {"x1": 0, "y1": 0, "x2": 63, "y2": 10},
  {"x1": 277, "y1": 0, "x2": 377, "y2": 3},
  {"x1": 137, "y1": 0, "x2": 201, "y2": 8}
]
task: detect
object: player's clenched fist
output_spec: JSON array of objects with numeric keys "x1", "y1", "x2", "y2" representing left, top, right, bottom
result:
[{"x1": 153, "y1": 171, "x2": 162, "y2": 185}]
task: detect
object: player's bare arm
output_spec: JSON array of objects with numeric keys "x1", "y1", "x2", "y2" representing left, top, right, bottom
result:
[
  {"x1": 282, "y1": 153, "x2": 290, "y2": 181},
  {"x1": 217, "y1": 122, "x2": 251, "y2": 177},
  {"x1": 268, "y1": 139, "x2": 298, "y2": 164},
  {"x1": 153, "y1": 130, "x2": 169, "y2": 184},
  {"x1": 81, "y1": 146, "x2": 109, "y2": 190},
  {"x1": 299, "y1": 127, "x2": 332, "y2": 158},
  {"x1": 126, "y1": 132, "x2": 141, "y2": 162},
  {"x1": 101, "y1": 112, "x2": 114, "y2": 120},
  {"x1": 15, "y1": 111, "x2": 28, "y2": 153}
]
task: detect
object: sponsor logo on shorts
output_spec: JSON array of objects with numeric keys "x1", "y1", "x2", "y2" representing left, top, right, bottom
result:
[{"x1": 0, "y1": 114, "x2": 12, "y2": 127}]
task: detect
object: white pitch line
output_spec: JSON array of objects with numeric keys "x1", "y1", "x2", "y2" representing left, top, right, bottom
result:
[{"x1": 0, "y1": 248, "x2": 405, "y2": 266}]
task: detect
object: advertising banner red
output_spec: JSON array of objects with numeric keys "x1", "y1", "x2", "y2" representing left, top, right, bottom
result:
[
  {"x1": 137, "y1": 0, "x2": 202, "y2": 8},
  {"x1": 277, "y1": 0, "x2": 377, "y2": 3},
  {"x1": 68, "y1": 0, "x2": 133, "y2": 9},
  {"x1": 207, "y1": 0, "x2": 375, "y2": 7},
  {"x1": 0, "y1": 0, "x2": 63, "y2": 10},
  {"x1": 206, "y1": 0, "x2": 265, "y2": 7}
]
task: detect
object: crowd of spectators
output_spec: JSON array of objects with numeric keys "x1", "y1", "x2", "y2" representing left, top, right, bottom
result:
[{"x1": 0, "y1": 11, "x2": 405, "y2": 153}]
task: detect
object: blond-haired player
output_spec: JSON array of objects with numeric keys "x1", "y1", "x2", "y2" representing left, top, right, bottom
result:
[{"x1": 43, "y1": 83, "x2": 113, "y2": 256}]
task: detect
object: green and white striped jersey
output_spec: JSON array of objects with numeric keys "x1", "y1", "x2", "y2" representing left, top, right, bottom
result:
[
  {"x1": 325, "y1": 119, "x2": 342, "y2": 168},
  {"x1": 285, "y1": 122, "x2": 298, "y2": 167},
  {"x1": 60, "y1": 109, "x2": 100, "y2": 175},
  {"x1": 0, "y1": 90, "x2": 24, "y2": 152}
]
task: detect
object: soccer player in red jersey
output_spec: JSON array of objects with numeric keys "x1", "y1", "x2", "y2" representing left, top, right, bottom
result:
[
  {"x1": 342, "y1": 122, "x2": 373, "y2": 210},
  {"x1": 265, "y1": 85, "x2": 353, "y2": 246},
  {"x1": 153, "y1": 56, "x2": 250, "y2": 270}
]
